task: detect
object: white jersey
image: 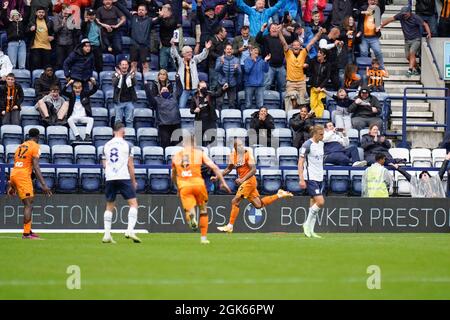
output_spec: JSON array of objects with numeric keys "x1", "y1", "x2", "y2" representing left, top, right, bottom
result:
[
  {"x1": 300, "y1": 139, "x2": 324, "y2": 182},
  {"x1": 103, "y1": 137, "x2": 134, "y2": 181}
]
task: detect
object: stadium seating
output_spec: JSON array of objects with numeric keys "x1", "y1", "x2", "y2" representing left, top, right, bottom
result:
[
  {"x1": 52, "y1": 145, "x2": 74, "y2": 164},
  {"x1": 133, "y1": 146, "x2": 142, "y2": 164},
  {"x1": 148, "y1": 169, "x2": 171, "y2": 193},
  {"x1": 74, "y1": 145, "x2": 97, "y2": 165},
  {"x1": 260, "y1": 169, "x2": 282, "y2": 194},
  {"x1": 277, "y1": 147, "x2": 298, "y2": 167},
  {"x1": 389, "y1": 148, "x2": 410, "y2": 163},
  {"x1": 13, "y1": 69, "x2": 31, "y2": 88},
  {"x1": 283, "y1": 170, "x2": 304, "y2": 195},
  {"x1": 268, "y1": 109, "x2": 287, "y2": 128},
  {"x1": 221, "y1": 109, "x2": 242, "y2": 130},
  {"x1": 57, "y1": 168, "x2": 79, "y2": 193},
  {"x1": 20, "y1": 106, "x2": 41, "y2": 127},
  {"x1": 272, "y1": 128, "x2": 292, "y2": 147},
  {"x1": 24, "y1": 125, "x2": 45, "y2": 144},
  {"x1": 242, "y1": 109, "x2": 258, "y2": 129},
  {"x1": 124, "y1": 127, "x2": 137, "y2": 145},
  {"x1": 410, "y1": 148, "x2": 432, "y2": 167},
  {"x1": 254, "y1": 147, "x2": 277, "y2": 166},
  {"x1": 137, "y1": 127, "x2": 158, "y2": 148},
  {"x1": 165, "y1": 146, "x2": 183, "y2": 164},
  {"x1": 39, "y1": 144, "x2": 51, "y2": 163},
  {"x1": 47, "y1": 126, "x2": 69, "y2": 147},
  {"x1": 0, "y1": 145, "x2": 4, "y2": 163},
  {"x1": 80, "y1": 168, "x2": 102, "y2": 193},
  {"x1": 92, "y1": 107, "x2": 109, "y2": 127},
  {"x1": 92, "y1": 127, "x2": 113, "y2": 148},
  {"x1": 143, "y1": 146, "x2": 164, "y2": 165},
  {"x1": 432, "y1": 149, "x2": 447, "y2": 167},
  {"x1": 1, "y1": 125, "x2": 23, "y2": 146},
  {"x1": 133, "y1": 108, "x2": 154, "y2": 128},
  {"x1": 180, "y1": 108, "x2": 195, "y2": 129},
  {"x1": 210, "y1": 146, "x2": 231, "y2": 165},
  {"x1": 328, "y1": 169, "x2": 351, "y2": 194}
]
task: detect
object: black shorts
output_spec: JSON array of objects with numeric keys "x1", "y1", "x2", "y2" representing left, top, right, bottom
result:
[
  {"x1": 130, "y1": 45, "x2": 149, "y2": 64},
  {"x1": 306, "y1": 180, "x2": 324, "y2": 197},
  {"x1": 105, "y1": 180, "x2": 136, "y2": 202}
]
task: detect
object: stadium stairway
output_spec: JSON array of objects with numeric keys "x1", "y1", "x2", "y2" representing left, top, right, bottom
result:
[{"x1": 381, "y1": 0, "x2": 440, "y2": 145}]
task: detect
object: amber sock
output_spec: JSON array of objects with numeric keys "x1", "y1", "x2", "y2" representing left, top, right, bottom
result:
[
  {"x1": 229, "y1": 205, "x2": 240, "y2": 226},
  {"x1": 199, "y1": 214, "x2": 208, "y2": 237},
  {"x1": 23, "y1": 221, "x2": 31, "y2": 235},
  {"x1": 261, "y1": 194, "x2": 279, "y2": 207}
]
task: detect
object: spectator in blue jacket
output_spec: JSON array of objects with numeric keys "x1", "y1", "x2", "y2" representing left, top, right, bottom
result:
[
  {"x1": 215, "y1": 43, "x2": 241, "y2": 109},
  {"x1": 243, "y1": 47, "x2": 270, "y2": 109},
  {"x1": 236, "y1": 0, "x2": 288, "y2": 37},
  {"x1": 63, "y1": 39, "x2": 95, "y2": 92}
]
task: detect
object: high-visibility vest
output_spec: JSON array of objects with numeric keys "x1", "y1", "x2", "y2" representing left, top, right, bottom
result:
[{"x1": 366, "y1": 165, "x2": 389, "y2": 198}]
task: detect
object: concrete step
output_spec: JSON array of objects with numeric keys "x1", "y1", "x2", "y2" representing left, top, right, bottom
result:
[
  {"x1": 390, "y1": 101, "x2": 430, "y2": 112},
  {"x1": 383, "y1": 65, "x2": 410, "y2": 75},
  {"x1": 391, "y1": 106, "x2": 431, "y2": 113},
  {"x1": 385, "y1": 83, "x2": 423, "y2": 90},
  {"x1": 391, "y1": 111, "x2": 434, "y2": 118},
  {"x1": 391, "y1": 120, "x2": 437, "y2": 127},
  {"x1": 383, "y1": 21, "x2": 402, "y2": 29},
  {"x1": 384, "y1": 74, "x2": 421, "y2": 81},
  {"x1": 392, "y1": 0, "x2": 411, "y2": 5},
  {"x1": 381, "y1": 48, "x2": 407, "y2": 58},
  {"x1": 381, "y1": 29, "x2": 405, "y2": 40},
  {"x1": 384, "y1": 57, "x2": 418, "y2": 64},
  {"x1": 385, "y1": 5, "x2": 407, "y2": 13},
  {"x1": 380, "y1": 39, "x2": 406, "y2": 46}
]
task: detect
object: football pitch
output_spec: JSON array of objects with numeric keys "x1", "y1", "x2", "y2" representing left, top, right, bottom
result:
[{"x1": 0, "y1": 233, "x2": 449, "y2": 300}]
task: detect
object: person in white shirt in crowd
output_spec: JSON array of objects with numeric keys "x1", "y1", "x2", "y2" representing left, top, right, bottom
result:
[{"x1": 0, "y1": 50, "x2": 13, "y2": 81}]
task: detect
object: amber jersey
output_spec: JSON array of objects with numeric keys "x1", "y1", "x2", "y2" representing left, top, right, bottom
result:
[
  {"x1": 10, "y1": 140, "x2": 40, "y2": 178},
  {"x1": 172, "y1": 147, "x2": 206, "y2": 189},
  {"x1": 231, "y1": 149, "x2": 257, "y2": 183}
]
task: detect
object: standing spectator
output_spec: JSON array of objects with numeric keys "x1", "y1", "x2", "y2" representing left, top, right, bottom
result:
[
  {"x1": 357, "y1": 0, "x2": 384, "y2": 68},
  {"x1": 35, "y1": 84, "x2": 69, "y2": 126},
  {"x1": 96, "y1": 0, "x2": 126, "y2": 54},
  {"x1": 381, "y1": 6, "x2": 431, "y2": 77},
  {"x1": 319, "y1": 27, "x2": 344, "y2": 90},
  {"x1": 112, "y1": 60, "x2": 137, "y2": 128},
  {"x1": 28, "y1": 7, "x2": 54, "y2": 70},
  {"x1": 287, "y1": 23, "x2": 317, "y2": 60},
  {"x1": 348, "y1": 86, "x2": 382, "y2": 130},
  {"x1": 144, "y1": 69, "x2": 174, "y2": 99},
  {"x1": 215, "y1": 43, "x2": 241, "y2": 109},
  {"x1": 190, "y1": 81, "x2": 225, "y2": 136},
  {"x1": 323, "y1": 88, "x2": 353, "y2": 130},
  {"x1": 415, "y1": 0, "x2": 438, "y2": 36},
  {"x1": 53, "y1": 6, "x2": 80, "y2": 70},
  {"x1": 62, "y1": 79, "x2": 98, "y2": 141},
  {"x1": 256, "y1": 23, "x2": 286, "y2": 92},
  {"x1": 196, "y1": 0, "x2": 231, "y2": 49},
  {"x1": 0, "y1": 5, "x2": 27, "y2": 70},
  {"x1": 279, "y1": 26, "x2": 323, "y2": 108},
  {"x1": 171, "y1": 39, "x2": 212, "y2": 109},
  {"x1": 302, "y1": 0, "x2": 327, "y2": 25},
  {"x1": 243, "y1": 47, "x2": 270, "y2": 110},
  {"x1": 366, "y1": 58, "x2": 388, "y2": 92},
  {"x1": 28, "y1": 0, "x2": 53, "y2": 22},
  {"x1": 290, "y1": 106, "x2": 315, "y2": 149},
  {"x1": 323, "y1": 121, "x2": 365, "y2": 166},
  {"x1": 52, "y1": 0, "x2": 91, "y2": 30},
  {"x1": 438, "y1": 0, "x2": 450, "y2": 37},
  {"x1": 208, "y1": 26, "x2": 228, "y2": 90},
  {"x1": 81, "y1": 8, "x2": 103, "y2": 73},
  {"x1": 249, "y1": 106, "x2": 275, "y2": 147},
  {"x1": 34, "y1": 66, "x2": 60, "y2": 99},
  {"x1": 0, "y1": 73, "x2": 23, "y2": 125},
  {"x1": 0, "y1": 50, "x2": 13, "y2": 79},
  {"x1": 343, "y1": 63, "x2": 361, "y2": 90},
  {"x1": 63, "y1": 38, "x2": 95, "y2": 92},
  {"x1": 133, "y1": 0, "x2": 160, "y2": 54},
  {"x1": 308, "y1": 10, "x2": 323, "y2": 35},
  {"x1": 341, "y1": 15, "x2": 359, "y2": 64},
  {"x1": 330, "y1": 0, "x2": 354, "y2": 27},
  {"x1": 236, "y1": 0, "x2": 288, "y2": 37},
  {"x1": 122, "y1": 4, "x2": 153, "y2": 74},
  {"x1": 232, "y1": 25, "x2": 258, "y2": 67},
  {"x1": 153, "y1": 4, "x2": 177, "y2": 71},
  {"x1": 145, "y1": 86, "x2": 181, "y2": 149},
  {"x1": 308, "y1": 48, "x2": 331, "y2": 118}
]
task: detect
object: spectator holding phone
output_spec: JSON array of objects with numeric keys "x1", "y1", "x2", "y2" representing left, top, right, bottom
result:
[
  {"x1": 323, "y1": 88, "x2": 354, "y2": 131},
  {"x1": 348, "y1": 86, "x2": 382, "y2": 130},
  {"x1": 361, "y1": 123, "x2": 404, "y2": 165}
]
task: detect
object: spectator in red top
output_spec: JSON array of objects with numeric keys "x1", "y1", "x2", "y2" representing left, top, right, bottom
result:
[
  {"x1": 53, "y1": 0, "x2": 91, "y2": 30},
  {"x1": 302, "y1": 0, "x2": 327, "y2": 24}
]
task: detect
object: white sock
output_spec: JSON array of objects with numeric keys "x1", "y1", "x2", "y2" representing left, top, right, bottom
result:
[
  {"x1": 104, "y1": 210, "x2": 113, "y2": 237},
  {"x1": 227, "y1": 223, "x2": 233, "y2": 229},
  {"x1": 201, "y1": 236, "x2": 207, "y2": 241},
  {"x1": 309, "y1": 204, "x2": 320, "y2": 233},
  {"x1": 127, "y1": 207, "x2": 138, "y2": 234}
]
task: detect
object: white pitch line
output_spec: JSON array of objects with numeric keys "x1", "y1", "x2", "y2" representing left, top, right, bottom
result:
[{"x1": 0, "y1": 229, "x2": 149, "y2": 234}]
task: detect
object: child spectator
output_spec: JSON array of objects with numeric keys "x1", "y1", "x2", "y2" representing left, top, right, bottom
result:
[
  {"x1": 341, "y1": 15, "x2": 359, "y2": 64},
  {"x1": 323, "y1": 88, "x2": 354, "y2": 130},
  {"x1": 302, "y1": 0, "x2": 327, "y2": 25},
  {"x1": 366, "y1": 58, "x2": 388, "y2": 92},
  {"x1": 35, "y1": 84, "x2": 69, "y2": 126},
  {"x1": 308, "y1": 10, "x2": 323, "y2": 35}
]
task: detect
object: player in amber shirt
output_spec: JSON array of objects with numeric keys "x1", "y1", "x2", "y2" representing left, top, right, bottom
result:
[
  {"x1": 172, "y1": 133, "x2": 231, "y2": 244},
  {"x1": 214, "y1": 138, "x2": 293, "y2": 233},
  {"x1": 7, "y1": 128, "x2": 52, "y2": 239}
]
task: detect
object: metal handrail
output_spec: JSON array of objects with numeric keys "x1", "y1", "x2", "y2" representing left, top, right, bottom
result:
[{"x1": 425, "y1": 39, "x2": 444, "y2": 81}]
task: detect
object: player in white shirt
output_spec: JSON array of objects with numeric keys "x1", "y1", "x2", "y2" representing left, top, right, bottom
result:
[
  {"x1": 298, "y1": 125, "x2": 325, "y2": 238},
  {"x1": 102, "y1": 122, "x2": 141, "y2": 244}
]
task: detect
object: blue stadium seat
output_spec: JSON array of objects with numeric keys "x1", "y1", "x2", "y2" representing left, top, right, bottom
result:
[
  {"x1": 137, "y1": 127, "x2": 158, "y2": 148},
  {"x1": 133, "y1": 146, "x2": 142, "y2": 164},
  {"x1": 6, "y1": 144, "x2": 18, "y2": 163},
  {"x1": 75, "y1": 145, "x2": 97, "y2": 165},
  {"x1": 268, "y1": 109, "x2": 287, "y2": 128},
  {"x1": 92, "y1": 107, "x2": 109, "y2": 127},
  {"x1": 242, "y1": 109, "x2": 258, "y2": 129},
  {"x1": 32, "y1": 69, "x2": 44, "y2": 86},
  {"x1": 116, "y1": 53, "x2": 130, "y2": 65},
  {"x1": 93, "y1": 127, "x2": 113, "y2": 148},
  {"x1": 350, "y1": 171, "x2": 363, "y2": 196},
  {"x1": 22, "y1": 88, "x2": 36, "y2": 105},
  {"x1": 272, "y1": 128, "x2": 292, "y2": 147},
  {"x1": 225, "y1": 128, "x2": 247, "y2": 147},
  {"x1": 284, "y1": 170, "x2": 304, "y2": 195},
  {"x1": 314, "y1": 110, "x2": 331, "y2": 125},
  {"x1": 80, "y1": 169, "x2": 102, "y2": 193},
  {"x1": 264, "y1": 90, "x2": 281, "y2": 109},
  {"x1": 135, "y1": 169, "x2": 148, "y2": 193},
  {"x1": 183, "y1": 36, "x2": 196, "y2": 48},
  {"x1": 149, "y1": 54, "x2": 159, "y2": 70},
  {"x1": 100, "y1": 71, "x2": 115, "y2": 91},
  {"x1": 148, "y1": 169, "x2": 170, "y2": 193},
  {"x1": 328, "y1": 170, "x2": 350, "y2": 194},
  {"x1": 0, "y1": 145, "x2": 4, "y2": 163},
  {"x1": 20, "y1": 106, "x2": 41, "y2": 127},
  {"x1": 198, "y1": 72, "x2": 208, "y2": 82},
  {"x1": 102, "y1": 54, "x2": 115, "y2": 71},
  {"x1": 35, "y1": 168, "x2": 55, "y2": 192},
  {"x1": 125, "y1": 127, "x2": 137, "y2": 145},
  {"x1": 238, "y1": 90, "x2": 254, "y2": 109},
  {"x1": 56, "y1": 168, "x2": 78, "y2": 193},
  {"x1": 135, "y1": 90, "x2": 148, "y2": 108},
  {"x1": 180, "y1": 108, "x2": 195, "y2": 129},
  {"x1": 38, "y1": 144, "x2": 51, "y2": 164},
  {"x1": 1, "y1": 125, "x2": 23, "y2": 146},
  {"x1": 105, "y1": 89, "x2": 114, "y2": 109},
  {"x1": 260, "y1": 169, "x2": 282, "y2": 195},
  {"x1": 254, "y1": 147, "x2": 277, "y2": 166},
  {"x1": 144, "y1": 71, "x2": 158, "y2": 82},
  {"x1": 222, "y1": 19, "x2": 235, "y2": 37},
  {"x1": 221, "y1": 109, "x2": 242, "y2": 130},
  {"x1": 24, "y1": 125, "x2": 45, "y2": 144},
  {"x1": 121, "y1": 36, "x2": 131, "y2": 54},
  {"x1": 347, "y1": 128, "x2": 360, "y2": 147},
  {"x1": 277, "y1": 147, "x2": 298, "y2": 167},
  {"x1": 12, "y1": 69, "x2": 31, "y2": 88},
  {"x1": 46, "y1": 126, "x2": 68, "y2": 147},
  {"x1": 210, "y1": 146, "x2": 231, "y2": 165},
  {"x1": 143, "y1": 146, "x2": 164, "y2": 165},
  {"x1": 55, "y1": 70, "x2": 67, "y2": 87},
  {"x1": 165, "y1": 146, "x2": 183, "y2": 164},
  {"x1": 52, "y1": 145, "x2": 74, "y2": 164},
  {"x1": 134, "y1": 108, "x2": 154, "y2": 128},
  {"x1": 90, "y1": 90, "x2": 105, "y2": 109},
  {"x1": 216, "y1": 170, "x2": 238, "y2": 194}
]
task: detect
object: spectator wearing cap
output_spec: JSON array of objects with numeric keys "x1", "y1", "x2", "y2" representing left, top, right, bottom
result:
[
  {"x1": 348, "y1": 86, "x2": 382, "y2": 130},
  {"x1": 256, "y1": 23, "x2": 286, "y2": 92},
  {"x1": 63, "y1": 39, "x2": 95, "y2": 92},
  {"x1": 196, "y1": 0, "x2": 231, "y2": 50},
  {"x1": 0, "y1": 5, "x2": 27, "y2": 70},
  {"x1": 121, "y1": 3, "x2": 153, "y2": 74},
  {"x1": 236, "y1": 0, "x2": 288, "y2": 37},
  {"x1": 53, "y1": 6, "x2": 81, "y2": 70},
  {"x1": 95, "y1": 0, "x2": 126, "y2": 54},
  {"x1": 153, "y1": 4, "x2": 177, "y2": 71},
  {"x1": 28, "y1": 6, "x2": 54, "y2": 70},
  {"x1": 82, "y1": 8, "x2": 103, "y2": 73},
  {"x1": 171, "y1": 38, "x2": 212, "y2": 109},
  {"x1": 381, "y1": 6, "x2": 431, "y2": 77}
]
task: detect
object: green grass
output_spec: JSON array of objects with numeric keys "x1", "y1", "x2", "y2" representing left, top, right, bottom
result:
[{"x1": 0, "y1": 233, "x2": 449, "y2": 299}]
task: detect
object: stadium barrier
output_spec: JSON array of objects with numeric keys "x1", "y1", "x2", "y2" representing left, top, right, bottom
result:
[{"x1": 1, "y1": 194, "x2": 449, "y2": 233}]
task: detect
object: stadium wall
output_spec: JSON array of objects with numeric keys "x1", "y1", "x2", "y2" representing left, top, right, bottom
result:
[{"x1": 1, "y1": 196, "x2": 450, "y2": 233}]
